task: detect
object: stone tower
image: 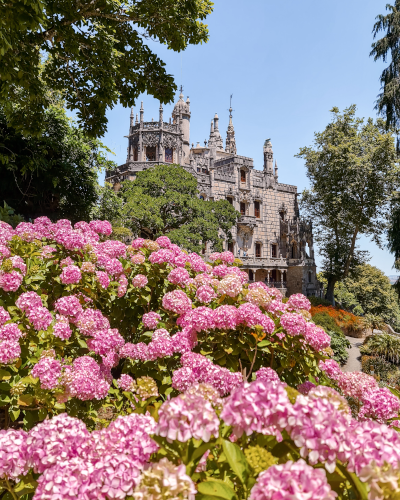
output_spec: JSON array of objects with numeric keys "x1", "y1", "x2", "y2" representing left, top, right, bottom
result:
[
  {"x1": 263, "y1": 139, "x2": 274, "y2": 174},
  {"x1": 172, "y1": 92, "x2": 191, "y2": 164}
]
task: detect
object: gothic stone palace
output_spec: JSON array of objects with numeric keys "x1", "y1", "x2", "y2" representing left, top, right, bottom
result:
[{"x1": 105, "y1": 93, "x2": 320, "y2": 297}]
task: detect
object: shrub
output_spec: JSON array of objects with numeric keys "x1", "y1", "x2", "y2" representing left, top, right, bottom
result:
[
  {"x1": 311, "y1": 305, "x2": 363, "y2": 334},
  {"x1": 327, "y1": 330, "x2": 350, "y2": 365},
  {"x1": 360, "y1": 333, "x2": 400, "y2": 364},
  {"x1": 312, "y1": 311, "x2": 344, "y2": 336},
  {"x1": 0, "y1": 217, "x2": 399, "y2": 499},
  {"x1": 361, "y1": 355, "x2": 400, "y2": 386}
]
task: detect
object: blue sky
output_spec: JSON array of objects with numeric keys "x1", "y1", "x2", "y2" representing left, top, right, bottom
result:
[{"x1": 100, "y1": 0, "x2": 397, "y2": 277}]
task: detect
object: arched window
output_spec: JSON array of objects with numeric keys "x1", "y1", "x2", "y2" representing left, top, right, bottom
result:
[
  {"x1": 199, "y1": 194, "x2": 205, "y2": 200},
  {"x1": 146, "y1": 147, "x2": 156, "y2": 161},
  {"x1": 249, "y1": 270, "x2": 254, "y2": 281},
  {"x1": 165, "y1": 148, "x2": 173, "y2": 163},
  {"x1": 240, "y1": 202, "x2": 246, "y2": 215},
  {"x1": 255, "y1": 243, "x2": 261, "y2": 258},
  {"x1": 291, "y1": 244, "x2": 296, "y2": 259},
  {"x1": 308, "y1": 271, "x2": 312, "y2": 283},
  {"x1": 254, "y1": 201, "x2": 260, "y2": 218},
  {"x1": 241, "y1": 170, "x2": 246, "y2": 183},
  {"x1": 271, "y1": 244, "x2": 277, "y2": 258}
]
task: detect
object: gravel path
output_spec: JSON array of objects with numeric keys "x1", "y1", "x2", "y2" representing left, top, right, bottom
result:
[{"x1": 342, "y1": 336, "x2": 363, "y2": 372}]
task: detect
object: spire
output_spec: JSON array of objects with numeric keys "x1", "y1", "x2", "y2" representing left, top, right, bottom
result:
[
  {"x1": 225, "y1": 97, "x2": 237, "y2": 154},
  {"x1": 140, "y1": 101, "x2": 144, "y2": 124},
  {"x1": 159, "y1": 102, "x2": 163, "y2": 124},
  {"x1": 135, "y1": 114, "x2": 138, "y2": 125},
  {"x1": 211, "y1": 113, "x2": 224, "y2": 150},
  {"x1": 274, "y1": 160, "x2": 278, "y2": 178},
  {"x1": 130, "y1": 107, "x2": 134, "y2": 127}
]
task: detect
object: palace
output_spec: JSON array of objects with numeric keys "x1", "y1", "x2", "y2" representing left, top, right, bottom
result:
[{"x1": 105, "y1": 93, "x2": 320, "y2": 297}]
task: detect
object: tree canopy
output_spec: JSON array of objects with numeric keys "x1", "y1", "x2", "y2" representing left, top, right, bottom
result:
[
  {"x1": 0, "y1": 103, "x2": 113, "y2": 222},
  {"x1": 297, "y1": 105, "x2": 399, "y2": 304},
  {"x1": 0, "y1": 0, "x2": 213, "y2": 137},
  {"x1": 335, "y1": 264, "x2": 400, "y2": 330},
  {"x1": 93, "y1": 165, "x2": 240, "y2": 253},
  {"x1": 371, "y1": 1, "x2": 400, "y2": 132}
]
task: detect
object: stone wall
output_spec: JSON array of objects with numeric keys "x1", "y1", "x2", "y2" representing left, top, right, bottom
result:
[{"x1": 286, "y1": 266, "x2": 303, "y2": 295}]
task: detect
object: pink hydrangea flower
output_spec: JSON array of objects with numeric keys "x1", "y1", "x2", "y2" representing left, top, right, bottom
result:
[
  {"x1": 16, "y1": 291, "x2": 43, "y2": 313},
  {"x1": 217, "y1": 274, "x2": 243, "y2": 297},
  {"x1": 0, "y1": 306, "x2": 10, "y2": 326},
  {"x1": 76, "y1": 309, "x2": 110, "y2": 335},
  {"x1": 86, "y1": 328, "x2": 125, "y2": 356},
  {"x1": 0, "y1": 244, "x2": 11, "y2": 259},
  {"x1": 280, "y1": 312, "x2": 307, "y2": 336},
  {"x1": 118, "y1": 275, "x2": 128, "y2": 297},
  {"x1": 10, "y1": 256, "x2": 27, "y2": 275},
  {"x1": 219, "y1": 251, "x2": 235, "y2": 264},
  {"x1": 0, "y1": 339, "x2": 21, "y2": 364},
  {"x1": 131, "y1": 238, "x2": 145, "y2": 249},
  {"x1": 118, "y1": 374, "x2": 135, "y2": 391},
  {"x1": 54, "y1": 295, "x2": 82, "y2": 318},
  {"x1": 177, "y1": 307, "x2": 214, "y2": 332},
  {"x1": 250, "y1": 459, "x2": 337, "y2": 500},
  {"x1": 89, "y1": 220, "x2": 112, "y2": 235},
  {"x1": 104, "y1": 258, "x2": 123, "y2": 276},
  {"x1": 319, "y1": 359, "x2": 342, "y2": 381},
  {"x1": 358, "y1": 387, "x2": 400, "y2": 423},
  {"x1": 167, "y1": 267, "x2": 190, "y2": 285},
  {"x1": 157, "y1": 392, "x2": 220, "y2": 442},
  {"x1": 213, "y1": 305, "x2": 238, "y2": 330},
  {"x1": 255, "y1": 367, "x2": 281, "y2": 384},
  {"x1": 132, "y1": 274, "x2": 148, "y2": 288},
  {"x1": 63, "y1": 356, "x2": 110, "y2": 401},
  {"x1": 209, "y1": 252, "x2": 221, "y2": 262},
  {"x1": 131, "y1": 253, "x2": 145, "y2": 265},
  {"x1": 60, "y1": 265, "x2": 82, "y2": 284},
  {"x1": 162, "y1": 290, "x2": 192, "y2": 315},
  {"x1": 286, "y1": 293, "x2": 312, "y2": 312},
  {"x1": 41, "y1": 245, "x2": 57, "y2": 259},
  {"x1": 303, "y1": 322, "x2": 331, "y2": 352},
  {"x1": 0, "y1": 270, "x2": 23, "y2": 292},
  {"x1": 337, "y1": 372, "x2": 378, "y2": 400},
  {"x1": 53, "y1": 316, "x2": 72, "y2": 340},
  {"x1": 96, "y1": 270, "x2": 110, "y2": 289},
  {"x1": 0, "y1": 428, "x2": 28, "y2": 480},
  {"x1": 156, "y1": 236, "x2": 172, "y2": 248},
  {"x1": 143, "y1": 312, "x2": 161, "y2": 330},
  {"x1": 0, "y1": 323, "x2": 22, "y2": 341},
  {"x1": 60, "y1": 257, "x2": 75, "y2": 268},
  {"x1": 221, "y1": 379, "x2": 292, "y2": 441},
  {"x1": 32, "y1": 357, "x2": 62, "y2": 390},
  {"x1": 196, "y1": 284, "x2": 216, "y2": 303},
  {"x1": 27, "y1": 306, "x2": 53, "y2": 331}
]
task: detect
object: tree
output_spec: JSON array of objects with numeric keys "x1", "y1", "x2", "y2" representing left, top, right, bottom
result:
[
  {"x1": 0, "y1": 0, "x2": 213, "y2": 137},
  {"x1": 371, "y1": 1, "x2": 400, "y2": 133},
  {"x1": 0, "y1": 103, "x2": 113, "y2": 222},
  {"x1": 335, "y1": 264, "x2": 400, "y2": 330},
  {"x1": 297, "y1": 106, "x2": 399, "y2": 304},
  {"x1": 96, "y1": 165, "x2": 240, "y2": 253}
]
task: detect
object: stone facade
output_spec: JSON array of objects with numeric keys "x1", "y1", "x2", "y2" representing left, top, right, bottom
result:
[{"x1": 105, "y1": 93, "x2": 321, "y2": 297}]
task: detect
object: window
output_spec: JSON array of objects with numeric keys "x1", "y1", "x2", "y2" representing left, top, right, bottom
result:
[
  {"x1": 271, "y1": 270, "x2": 277, "y2": 282},
  {"x1": 308, "y1": 271, "x2": 312, "y2": 283},
  {"x1": 165, "y1": 148, "x2": 173, "y2": 163},
  {"x1": 199, "y1": 195, "x2": 205, "y2": 200},
  {"x1": 280, "y1": 211, "x2": 284, "y2": 220},
  {"x1": 249, "y1": 270, "x2": 254, "y2": 281},
  {"x1": 146, "y1": 146, "x2": 156, "y2": 161},
  {"x1": 227, "y1": 197, "x2": 233, "y2": 205},
  {"x1": 134, "y1": 147, "x2": 138, "y2": 161},
  {"x1": 291, "y1": 244, "x2": 295, "y2": 258},
  {"x1": 228, "y1": 242, "x2": 234, "y2": 253},
  {"x1": 241, "y1": 170, "x2": 246, "y2": 183},
  {"x1": 255, "y1": 243, "x2": 261, "y2": 258},
  {"x1": 254, "y1": 201, "x2": 260, "y2": 218},
  {"x1": 202, "y1": 244, "x2": 206, "y2": 255},
  {"x1": 240, "y1": 202, "x2": 246, "y2": 215},
  {"x1": 271, "y1": 244, "x2": 277, "y2": 258}
]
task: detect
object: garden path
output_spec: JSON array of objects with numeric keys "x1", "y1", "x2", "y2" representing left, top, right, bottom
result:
[{"x1": 342, "y1": 336, "x2": 362, "y2": 372}]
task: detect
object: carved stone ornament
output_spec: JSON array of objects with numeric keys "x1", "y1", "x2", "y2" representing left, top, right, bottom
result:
[
  {"x1": 163, "y1": 135, "x2": 178, "y2": 148},
  {"x1": 142, "y1": 133, "x2": 160, "y2": 147}
]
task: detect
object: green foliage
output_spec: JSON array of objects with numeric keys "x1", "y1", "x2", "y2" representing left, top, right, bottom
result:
[
  {"x1": 297, "y1": 105, "x2": 399, "y2": 303},
  {"x1": 0, "y1": 104, "x2": 113, "y2": 222},
  {"x1": 0, "y1": 202, "x2": 25, "y2": 228},
  {"x1": 0, "y1": 0, "x2": 213, "y2": 137},
  {"x1": 97, "y1": 165, "x2": 240, "y2": 253},
  {"x1": 327, "y1": 330, "x2": 350, "y2": 366},
  {"x1": 335, "y1": 265, "x2": 400, "y2": 330},
  {"x1": 371, "y1": 1, "x2": 400, "y2": 131},
  {"x1": 312, "y1": 312, "x2": 344, "y2": 336},
  {"x1": 361, "y1": 355, "x2": 400, "y2": 386},
  {"x1": 360, "y1": 333, "x2": 400, "y2": 364}
]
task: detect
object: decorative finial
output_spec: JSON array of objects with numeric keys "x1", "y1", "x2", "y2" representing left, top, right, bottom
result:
[{"x1": 204, "y1": 139, "x2": 207, "y2": 146}]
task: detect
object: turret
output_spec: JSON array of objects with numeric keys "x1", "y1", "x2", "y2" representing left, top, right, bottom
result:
[
  {"x1": 172, "y1": 92, "x2": 191, "y2": 163},
  {"x1": 140, "y1": 101, "x2": 144, "y2": 124},
  {"x1": 263, "y1": 139, "x2": 273, "y2": 174}
]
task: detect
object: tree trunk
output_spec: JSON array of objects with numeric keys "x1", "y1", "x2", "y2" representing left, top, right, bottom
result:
[{"x1": 325, "y1": 277, "x2": 337, "y2": 306}]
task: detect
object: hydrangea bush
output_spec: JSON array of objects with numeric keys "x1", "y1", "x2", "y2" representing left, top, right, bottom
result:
[{"x1": 0, "y1": 217, "x2": 399, "y2": 499}]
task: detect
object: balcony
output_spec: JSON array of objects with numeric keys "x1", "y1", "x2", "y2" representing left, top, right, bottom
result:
[{"x1": 238, "y1": 215, "x2": 257, "y2": 229}]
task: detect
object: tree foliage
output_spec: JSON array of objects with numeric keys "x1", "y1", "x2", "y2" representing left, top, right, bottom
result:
[
  {"x1": 371, "y1": 1, "x2": 400, "y2": 132},
  {"x1": 0, "y1": 104, "x2": 113, "y2": 222},
  {"x1": 0, "y1": 0, "x2": 213, "y2": 137},
  {"x1": 297, "y1": 105, "x2": 399, "y2": 303},
  {"x1": 93, "y1": 165, "x2": 240, "y2": 252},
  {"x1": 335, "y1": 264, "x2": 400, "y2": 330}
]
